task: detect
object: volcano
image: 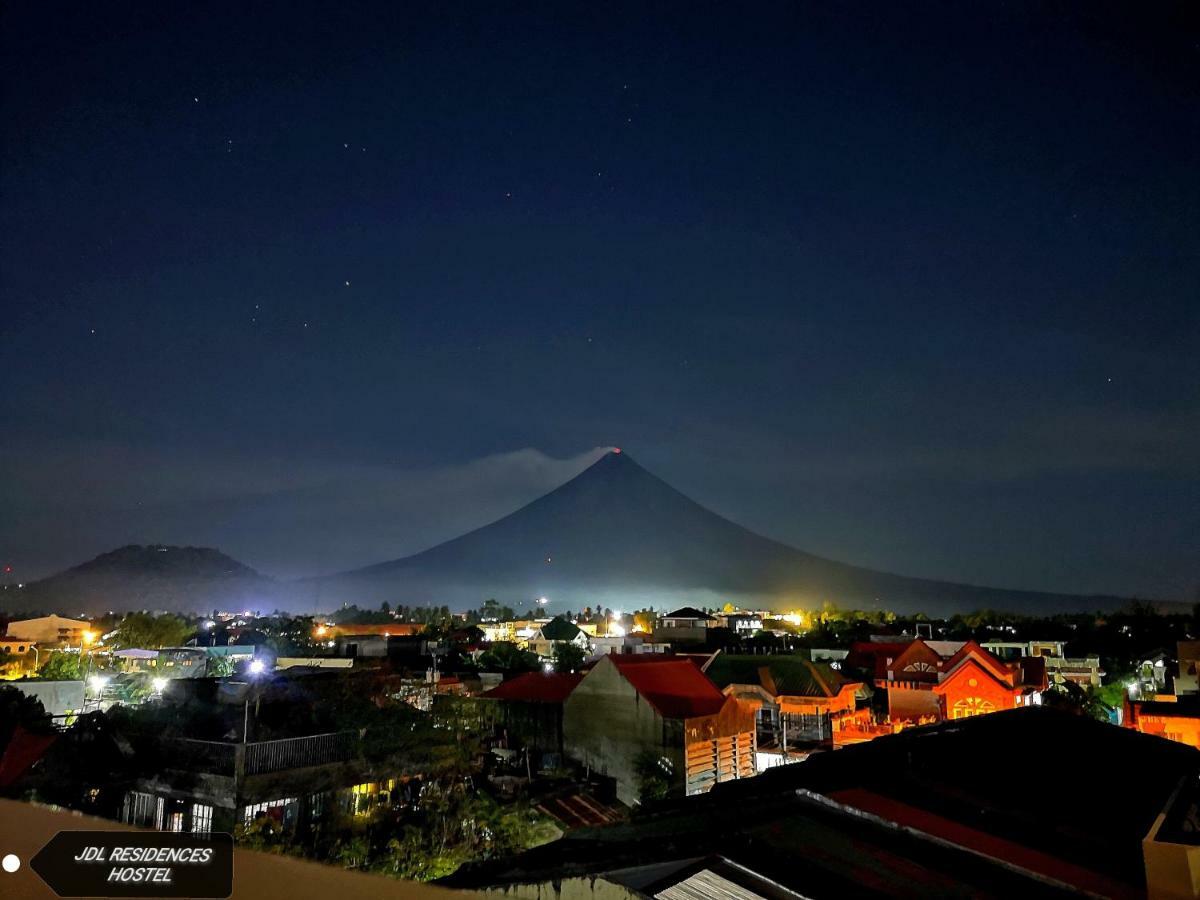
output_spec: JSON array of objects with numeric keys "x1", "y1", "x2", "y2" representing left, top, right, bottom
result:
[{"x1": 306, "y1": 449, "x2": 1119, "y2": 615}]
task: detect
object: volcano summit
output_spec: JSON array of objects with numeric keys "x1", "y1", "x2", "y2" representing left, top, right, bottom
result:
[{"x1": 304, "y1": 449, "x2": 1120, "y2": 616}]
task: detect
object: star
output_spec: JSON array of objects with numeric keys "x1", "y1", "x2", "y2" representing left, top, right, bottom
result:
[
  {"x1": 193, "y1": 97, "x2": 199, "y2": 103},
  {"x1": 344, "y1": 280, "x2": 351, "y2": 286}
]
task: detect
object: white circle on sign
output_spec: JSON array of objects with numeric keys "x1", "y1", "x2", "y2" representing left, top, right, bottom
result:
[{"x1": 1, "y1": 853, "x2": 19, "y2": 873}]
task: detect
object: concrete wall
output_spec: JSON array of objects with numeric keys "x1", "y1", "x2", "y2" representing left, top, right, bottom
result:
[
  {"x1": 563, "y1": 658, "x2": 679, "y2": 806},
  {"x1": 887, "y1": 685, "x2": 940, "y2": 721},
  {"x1": 7, "y1": 680, "x2": 85, "y2": 718}
]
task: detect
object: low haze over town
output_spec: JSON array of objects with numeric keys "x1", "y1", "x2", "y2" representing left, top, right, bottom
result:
[{"x1": 1, "y1": 2, "x2": 1197, "y2": 899}]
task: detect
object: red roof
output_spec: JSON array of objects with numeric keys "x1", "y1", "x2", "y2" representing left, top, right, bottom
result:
[
  {"x1": 481, "y1": 671, "x2": 582, "y2": 704},
  {"x1": 0, "y1": 725, "x2": 56, "y2": 789},
  {"x1": 846, "y1": 640, "x2": 913, "y2": 675},
  {"x1": 607, "y1": 655, "x2": 728, "y2": 719}
]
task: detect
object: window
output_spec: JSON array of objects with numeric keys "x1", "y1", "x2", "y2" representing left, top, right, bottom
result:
[
  {"x1": 191, "y1": 804, "x2": 213, "y2": 834},
  {"x1": 122, "y1": 791, "x2": 157, "y2": 827},
  {"x1": 242, "y1": 798, "x2": 297, "y2": 827},
  {"x1": 951, "y1": 697, "x2": 996, "y2": 719}
]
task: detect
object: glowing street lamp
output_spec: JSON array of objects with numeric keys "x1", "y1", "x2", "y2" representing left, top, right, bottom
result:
[
  {"x1": 151, "y1": 677, "x2": 168, "y2": 693},
  {"x1": 248, "y1": 659, "x2": 267, "y2": 676},
  {"x1": 87, "y1": 674, "x2": 108, "y2": 693},
  {"x1": 81, "y1": 629, "x2": 96, "y2": 647}
]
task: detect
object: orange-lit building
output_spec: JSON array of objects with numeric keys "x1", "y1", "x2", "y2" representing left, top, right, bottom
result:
[
  {"x1": 851, "y1": 638, "x2": 1045, "y2": 725},
  {"x1": 1125, "y1": 696, "x2": 1200, "y2": 750}
]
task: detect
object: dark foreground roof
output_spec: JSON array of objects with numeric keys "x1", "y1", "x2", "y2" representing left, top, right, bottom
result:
[
  {"x1": 445, "y1": 708, "x2": 1196, "y2": 898},
  {"x1": 719, "y1": 706, "x2": 1200, "y2": 894}
]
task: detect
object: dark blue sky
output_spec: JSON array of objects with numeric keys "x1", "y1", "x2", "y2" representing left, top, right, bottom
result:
[{"x1": 2, "y1": 2, "x2": 1197, "y2": 600}]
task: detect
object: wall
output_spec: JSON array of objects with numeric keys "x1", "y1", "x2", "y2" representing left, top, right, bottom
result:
[
  {"x1": 887, "y1": 685, "x2": 940, "y2": 721},
  {"x1": 7, "y1": 680, "x2": 85, "y2": 718},
  {"x1": 563, "y1": 658, "x2": 676, "y2": 806},
  {"x1": 935, "y1": 663, "x2": 1019, "y2": 720}
]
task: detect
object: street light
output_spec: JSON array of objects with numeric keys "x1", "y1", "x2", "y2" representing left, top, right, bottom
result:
[
  {"x1": 151, "y1": 677, "x2": 168, "y2": 693},
  {"x1": 248, "y1": 659, "x2": 266, "y2": 676}
]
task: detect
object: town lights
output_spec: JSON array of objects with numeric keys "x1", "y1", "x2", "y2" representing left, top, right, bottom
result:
[
  {"x1": 151, "y1": 677, "x2": 168, "y2": 693},
  {"x1": 315, "y1": 625, "x2": 328, "y2": 637},
  {"x1": 248, "y1": 659, "x2": 267, "y2": 675},
  {"x1": 81, "y1": 629, "x2": 96, "y2": 645},
  {"x1": 88, "y1": 675, "x2": 108, "y2": 693}
]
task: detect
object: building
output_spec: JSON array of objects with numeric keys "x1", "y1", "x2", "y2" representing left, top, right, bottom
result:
[
  {"x1": 526, "y1": 617, "x2": 590, "y2": 659},
  {"x1": 982, "y1": 640, "x2": 1104, "y2": 688},
  {"x1": 706, "y1": 654, "x2": 870, "y2": 754},
  {"x1": 714, "y1": 612, "x2": 764, "y2": 634},
  {"x1": 654, "y1": 607, "x2": 716, "y2": 644},
  {"x1": 1126, "y1": 695, "x2": 1200, "y2": 749},
  {"x1": 480, "y1": 671, "x2": 582, "y2": 768},
  {"x1": 853, "y1": 638, "x2": 1045, "y2": 724},
  {"x1": 5, "y1": 615, "x2": 89, "y2": 647},
  {"x1": 562, "y1": 655, "x2": 756, "y2": 805},
  {"x1": 0, "y1": 636, "x2": 35, "y2": 659},
  {"x1": 1173, "y1": 641, "x2": 1200, "y2": 696}
]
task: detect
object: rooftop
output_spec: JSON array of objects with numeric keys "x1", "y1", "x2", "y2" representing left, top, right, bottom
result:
[
  {"x1": 604, "y1": 655, "x2": 727, "y2": 719},
  {"x1": 480, "y1": 671, "x2": 582, "y2": 704}
]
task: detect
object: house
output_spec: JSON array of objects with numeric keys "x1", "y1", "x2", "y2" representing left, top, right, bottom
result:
[
  {"x1": 706, "y1": 654, "x2": 869, "y2": 753},
  {"x1": 714, "y1": 612, "x2": 763, "y2": 634},
  {"x1": 562, "y1": 655, "x2": 756, "y2": 805},
  {"x1": 0, "y1": 636, "x2": 35, "y2": 659},
  {"x1": 480, "y1": 671, "x2": 582, "y2": 767},
  {"x1": 1125, "y1": 695, "x2": 1200, "y2": 749},
  {"x1": 1173, "y1": 641, "x2": 1200, "y2": 696},
  {"x1": 526, "y1": 617, "x2": 589, "y2": 659},
  {"x1": 982, "y1": 640, "x2": 1104, "y2": 688},
  {"x1": 851, "y1": 638, "x2": 1044, "y2": 724},
  {"x1": 4, "y1": 615, "x2": 89, "y2": 647},
  {"x1": 655, "y1": 607, "x2": 716, "y2": 645}
]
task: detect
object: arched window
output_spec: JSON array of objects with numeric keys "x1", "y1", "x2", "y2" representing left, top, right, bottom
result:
[{"x1": 951, "y1": 697, "x2": 995, "y2": 719}]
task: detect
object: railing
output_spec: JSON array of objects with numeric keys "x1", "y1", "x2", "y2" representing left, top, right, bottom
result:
[
  {"x1": 164, "y1": 738, "x2": 239, "y2": 776},
  {"x1": 166, "y1": 731, "x2": 358, "y2": 778},
  {"x1": 243, "y1": 731, "x2": 357, "y2": 776}
]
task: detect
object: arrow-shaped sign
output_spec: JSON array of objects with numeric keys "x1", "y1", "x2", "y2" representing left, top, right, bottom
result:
[{"x1": 31, "y1": 831, "x2": 232, "y2": 898}]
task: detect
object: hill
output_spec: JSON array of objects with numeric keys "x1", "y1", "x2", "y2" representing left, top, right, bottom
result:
[
  {"x1": 303, "y1": 449, "x2": 1125, "y2": 616},
  {"x1": 9, "y1": 545, "x2": 285, "y2": 616}
]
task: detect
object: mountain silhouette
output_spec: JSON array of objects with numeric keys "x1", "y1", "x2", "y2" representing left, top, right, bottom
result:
[
  {"x1": 306, "y1": 449, "x2": 1123, "y2": 615},
  {"x1": 11, "y1": 545, "x2": 284, "y2": 616}
]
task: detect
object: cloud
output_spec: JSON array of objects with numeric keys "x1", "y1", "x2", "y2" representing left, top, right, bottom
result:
[{"x1": 0, "y1": 443, "x2": 610, "y2": 579}]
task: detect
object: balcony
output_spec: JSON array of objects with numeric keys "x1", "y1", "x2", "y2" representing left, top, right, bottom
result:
[{"x1": 166, "y1": 731, "x2": 358, "y2": 780}]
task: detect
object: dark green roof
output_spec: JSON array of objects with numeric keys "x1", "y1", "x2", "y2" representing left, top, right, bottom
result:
[
  {"x1": 706, "y1": 654, "x2": 853, "y2": 698},
  {"x1": 539, "y1": 617, "x2": 582, "y2": 641}
]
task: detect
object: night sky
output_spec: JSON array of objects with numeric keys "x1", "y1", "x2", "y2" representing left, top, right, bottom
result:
[{"x1": 2, "y1": 3, "x2": 1197, "y2": 600}]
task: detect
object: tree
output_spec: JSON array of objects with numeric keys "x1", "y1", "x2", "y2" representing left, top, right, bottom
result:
[
  {"x1": 0, "y1": 686, "x2": 53, "y2": 746},
  {"x1": 633, "y1": 751, "x2": 672, "y2": 804},
  {"x1": 552, "y1": 642, "x2": 585, "y2": 674},
  {"x1": 111, "y1": 612, "x2": 193, "y2": 649},
  {"x1": 476, "y1": 642, "x2": 538, "y2": 674},
  {"x1": 37, "y1": 652, "x2": 82, "y2": 681}
]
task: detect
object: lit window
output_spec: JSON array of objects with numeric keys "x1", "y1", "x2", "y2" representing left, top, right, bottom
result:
[{"x1": 191, "y1": 804, "x2": 213, "y2": 834}]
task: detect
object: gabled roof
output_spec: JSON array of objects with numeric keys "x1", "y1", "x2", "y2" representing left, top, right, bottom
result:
[
  {"x1": 538, "y1": 617, "x2": 583, "y2": 641},
  {"x1": 706, "y1": 655, "x2": 856, "y2": 698},
  {"x1": 940, "y1": 640, "x2": 1013, "y2": 683},
  {"x1": 662, "y1": 607, "x2": 716, "y2": 622},
  {"x1": 481, "y1": 671, "x2": 582, "y2": 704},
  {"x1": 606, "y1": 655, "x2": 727, "y2": 719}
]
